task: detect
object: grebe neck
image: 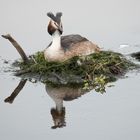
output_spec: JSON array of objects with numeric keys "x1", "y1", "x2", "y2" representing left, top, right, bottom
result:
[
  {"x1": 51, "y1": 30, "x2": 61, "y2": 48},
  {"x1": 54, "y1": 98, "x2": 63, "y2": 113}
]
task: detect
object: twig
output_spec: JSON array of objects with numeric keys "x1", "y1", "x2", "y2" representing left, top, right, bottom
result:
[
  {"x1": 1, "y1": 34, "x2": 29, "y2": 63},
  {"x1": 14, "y1": 69, "x2": 31, "y2": 76}
]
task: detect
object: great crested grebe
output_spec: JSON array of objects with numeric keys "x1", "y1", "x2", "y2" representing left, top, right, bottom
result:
[{"x1": 44, "y1": 12, "x2": 100, "y2": 62}]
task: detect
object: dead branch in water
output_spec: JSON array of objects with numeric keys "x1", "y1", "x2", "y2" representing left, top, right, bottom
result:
[{"x1": 1, "y1": 34, "x2": 29, "y2": 63}]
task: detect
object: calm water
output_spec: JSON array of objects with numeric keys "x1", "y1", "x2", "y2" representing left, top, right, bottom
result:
[{"x1": 0, "y1": 0, "x2": 140, "y2": 140}]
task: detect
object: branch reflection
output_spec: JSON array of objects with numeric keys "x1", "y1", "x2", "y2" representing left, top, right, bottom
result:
[{"x1": 4, "y1": 79, "x2": 27, "y2": 103}]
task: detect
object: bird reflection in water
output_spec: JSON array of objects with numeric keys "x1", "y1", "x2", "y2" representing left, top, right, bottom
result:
[
  {"x1": 46, "y1": 85, "x2": 86, "y2": 129},
  {"x1": 4, "y1": 79, "x2": 88, "y2": 129}
]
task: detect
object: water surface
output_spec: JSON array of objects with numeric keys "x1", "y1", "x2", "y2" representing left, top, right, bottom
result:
[{"x1": 0, "y1": 0, "x2": 140, "y2": 140}]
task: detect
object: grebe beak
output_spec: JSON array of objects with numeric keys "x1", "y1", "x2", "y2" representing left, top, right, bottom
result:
[{"x1": 58, "y1": 26, "x2": 63, "y2": 35}]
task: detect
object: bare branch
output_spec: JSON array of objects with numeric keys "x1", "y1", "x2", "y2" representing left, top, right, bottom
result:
[{"x1": 2, "y1": 34, "x2": 29, "y2": 63}]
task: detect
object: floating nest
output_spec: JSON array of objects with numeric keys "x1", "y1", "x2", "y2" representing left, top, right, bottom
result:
[{"x1": 13, "y1": 51, "x2": 137, "y2": 93}]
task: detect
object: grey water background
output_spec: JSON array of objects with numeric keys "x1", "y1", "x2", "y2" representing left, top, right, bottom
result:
[{"x1": 0, "y1": 0, "x2": 140, "y2": 140}]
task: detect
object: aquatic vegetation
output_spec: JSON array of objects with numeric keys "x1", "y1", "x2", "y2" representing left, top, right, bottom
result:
[{"x1": 14, "y1": 51, "x2": 137, "y2": 93}]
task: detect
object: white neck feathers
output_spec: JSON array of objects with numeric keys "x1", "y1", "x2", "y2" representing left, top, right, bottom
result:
[
  {"x1": 52, "y1": 30, "x2": 61, "y2": 48},
  {"x1": 44, "y1": 30, "x2": 62, "y2": 61},
  {"x1": 54, "y1": 98, "x2": 63, "y2": 113}
]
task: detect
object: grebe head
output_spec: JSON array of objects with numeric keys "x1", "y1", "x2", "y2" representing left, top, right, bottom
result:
[{"x1": 47, "y1": 12, "x2": 63, "y2": 36}]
